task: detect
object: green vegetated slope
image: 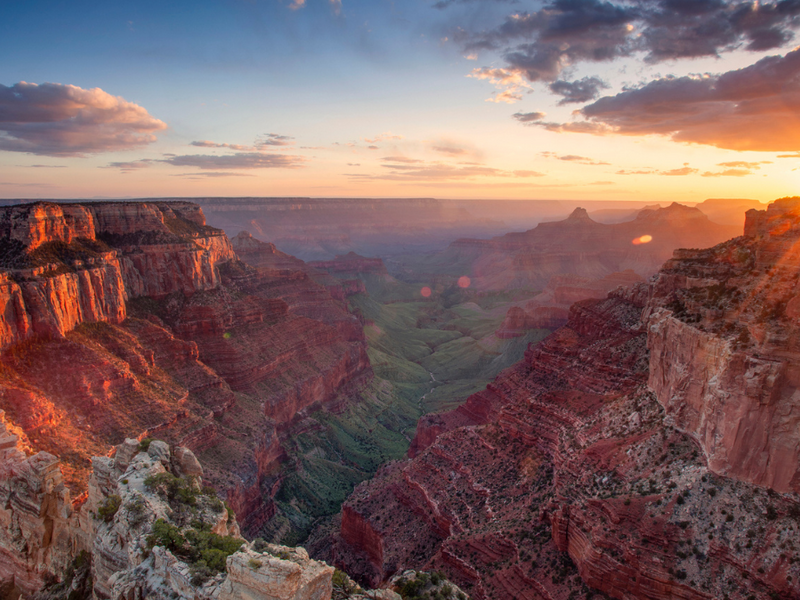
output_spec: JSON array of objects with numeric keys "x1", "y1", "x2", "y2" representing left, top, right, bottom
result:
[{"x1": 269, "y1": 272, "x2": 549, "y2": 545}]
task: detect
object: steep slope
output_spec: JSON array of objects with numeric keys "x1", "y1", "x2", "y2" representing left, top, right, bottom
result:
[
  {"x1": 0, "y1": 201, "x2": 374, "y2": 546},
  {"x1": 321, "y1": 198, "x2": 800, "y2": 600}
]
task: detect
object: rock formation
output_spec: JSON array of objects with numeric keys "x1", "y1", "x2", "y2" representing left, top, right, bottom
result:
[
  {"x1": 423, "y1": 203, "x2": 740, "y2": 291},
  {"x1": 0, "y1": 201, "x2": 372, "y2": 544},
  {"x1": 322, "y1": 198, "x2": 800, "y2": 600}
]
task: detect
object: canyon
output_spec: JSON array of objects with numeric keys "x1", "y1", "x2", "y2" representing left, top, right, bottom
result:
[
  {"x1": 320, "y1": 198, "x2": 800, "y2": 600},
  {"x1": 0, "y1": 196, "x2": 795, "y2": 600}
]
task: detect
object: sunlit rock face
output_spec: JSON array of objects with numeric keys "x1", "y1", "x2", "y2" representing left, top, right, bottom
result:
[
  {"x1": 0, "y1": 202, "x2": 372, "y2": 542},
  {"x1": 0, "y1": 201, "x2": 235, "y2": 350},
  {"x1": 321, "y1": 198, "x2": 800, "y2": 600}
]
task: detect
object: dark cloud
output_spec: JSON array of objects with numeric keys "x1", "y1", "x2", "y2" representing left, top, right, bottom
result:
[
  {"x1": 433, "y1": 0, "x2": 519, "y2": 9},
  {"x1": 569, "y1": 48, "x2": 800, "y2": 151},
  {"x1": 549, "y1": 77, "x2": 608, "y2": 104},
  {"x1": 455, "y1": 0, "x2": 800, "y2": 86},
  {"x1": 161, "y1": 152, "x2": 305, "y2": 169},
  {"x1": 0, "y1": 82, "x2": 166, "y2": 157},
  {"x1": 512, "y1": 111, "x2": 546, "y2": 123}
]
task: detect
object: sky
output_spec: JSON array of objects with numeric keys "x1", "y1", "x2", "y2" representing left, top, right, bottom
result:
[{"x1": 2, "y1": 0, "x2": 800, "y2": 202}]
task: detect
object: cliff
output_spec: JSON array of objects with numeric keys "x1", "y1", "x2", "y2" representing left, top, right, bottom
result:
[
  {"x1": 0, "y1": 201, "x2": 235, "y2": 350},
  {"x1": 646, "y1": 196, "x2": 800, "y2": 493},
  {"x1": 0, "y1": 202, "x2": 372, "y2": 544},
  {"x1": 324, "y1": 199, "x2": 800, "y2": 600}
]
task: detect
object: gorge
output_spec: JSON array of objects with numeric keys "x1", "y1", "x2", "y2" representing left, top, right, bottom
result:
[{"x1": 1, "y1": 197, "x2": 798, "y2": 600}]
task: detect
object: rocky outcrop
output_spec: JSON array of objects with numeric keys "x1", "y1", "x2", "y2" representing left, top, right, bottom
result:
[
  {"x1": 0, "y1": 424, "x2": 343, "y2": 600},
  {"x1": 644, "y1": 197, "x2": 800, "y2": 494},
  {"x1": 0, "y1": 201, "x2": 235, "y2": 351},
  {"x1": 0, "y1": 410, "x2": 84, "y2": 596}
]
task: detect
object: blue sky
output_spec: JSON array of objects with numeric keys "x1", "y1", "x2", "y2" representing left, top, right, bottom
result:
[{"x1": 2, "y1": 0, "x2": 800, "y2": 201}]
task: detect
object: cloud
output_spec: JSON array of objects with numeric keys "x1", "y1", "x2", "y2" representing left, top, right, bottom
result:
[
  {"x1": 362, "y1": 132, "x2": 404, "y2": 144},
  {"x1": 367, "y1": 145, "x2": 379, "y2": 150},
  {"x1": 351, "y1": 160, "x2": 544, "y2": 181},
  {"x1": 103, "y1": 160, "x2": 155, "y2": 172},
  {"x1": 661, "y1": 166, "x2": 698, "y2": 176},
  {"x1": 543, "y1": 152, "x2": 611, "y2": 165},
  {"x1": 0, "y1": 82, "x2": 167, "y2": 157},
  {"x1": 512, "y1": 111, "x2": 546, "y2": 123},
  {"x1": 289, "y1": 0, "x2": 306, "y2": 9},
  {"x1": 330, "y1": 0, "x2": 342, "y2": 15},
  {"x1": 161, "y1": 152, "x2": 305, "y2": 169},
  {"x1": 381, "y1": 155, "x2": 423, "y2": 163},
  {"x1": 170, "y1": 172, "x2": 255, "y2": 178},
  {"x1": 191, "y1": 134, "x2": 294, "y2": 150},
  {"x1": 701, "y1": 168, "x2": 753, "y2": 177},
  {"x1": 717, "y1": 160, "x2": 772, "y2": 168},
  {"x1": 468, "y1": 66, "x2": 531, "y2": 103},
  {"x1": 428, "y1": 139, "x2": 483, "y2": 159},
  {"x1": 532, "y1": 121, "x2": 613, "y2": 135},
  {"x1": 539, "y1": 48, "x2": 800, "y2": 151},
  {"x1": 549, "y1": 76, "x2": 608, "y2": 104},
  {"x1": 434, "y1": 0, "x2": 519, "y2": 9},
  {"x1": 191, "y1": 140, "x2": 254, "y2": 151},
  {"x1": 257, "y1": 133, "x2": 294, "y2": 146},
  {"x1": 454, "y1": 0, "x2": 800, "y2": 86},
  {"x1": 616, "y1": 164, "x2": 697, "y2": 175}
]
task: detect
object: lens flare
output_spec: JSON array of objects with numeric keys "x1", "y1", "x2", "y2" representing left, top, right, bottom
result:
[
  {"x1": 632, "y1": 234, "x2": 653, "y2": 245},
  {"x1": 421, "y1": 286, "x2": 432, "y2": 297},
  {"x1": 457, "y1": 276, "x2": 471, "y2": 288}
]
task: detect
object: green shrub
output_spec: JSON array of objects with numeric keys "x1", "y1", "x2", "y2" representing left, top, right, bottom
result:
[
  {"x1": 147, "y1": 518, "x2": 243, "y2": 575},
  {"x1": 97, "y1": 495, "x2": 122, "y2": 523},
  {"x1": 139, "y1": 438, "x2": 153, "y2": 452}
]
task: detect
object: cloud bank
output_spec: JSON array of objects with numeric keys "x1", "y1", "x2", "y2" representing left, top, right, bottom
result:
[{"x1": 0, "y1": 82, "x2": 166, "y2": 156}]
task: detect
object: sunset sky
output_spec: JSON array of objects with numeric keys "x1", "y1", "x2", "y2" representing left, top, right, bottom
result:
[{"x1": 2, "y1": 0, "x2": 800, "y2": 202}]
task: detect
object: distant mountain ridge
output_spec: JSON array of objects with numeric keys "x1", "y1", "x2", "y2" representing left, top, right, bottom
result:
[{"x1": 422, "y1": 202, "x2": 741, "y2": 290}]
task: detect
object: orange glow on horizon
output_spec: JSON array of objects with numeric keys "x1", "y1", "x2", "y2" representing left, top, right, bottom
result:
[{"x1": 632, "y1": 234, "x2": 653, "y2": 245}]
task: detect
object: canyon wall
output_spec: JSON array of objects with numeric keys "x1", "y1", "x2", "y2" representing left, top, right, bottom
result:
[
  {"x1": 646, "y1": 196, "x2": 800, "y2": 493},
  {"x1": 0, "y1": 201, "x2": 235, "y2": 350},
  {"x1": 0, "y1": 201, "x2": 372, "y2": 546},
  {"x1": 323, "y1": 198, "x2": 800, "y2": 600}
]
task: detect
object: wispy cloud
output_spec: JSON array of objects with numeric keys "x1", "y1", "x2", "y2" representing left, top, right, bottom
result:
[
  {"x1": 362, "y1": 132, "x2": 404, "y2": 144},
  {"x1": 616, "y1": 164, "x2": 698, "y2": 176},
  {"x1": 468, "y1": 67, "x2": 530, "y2": 103}
]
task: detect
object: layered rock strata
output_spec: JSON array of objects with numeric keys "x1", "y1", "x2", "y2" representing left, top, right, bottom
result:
[
  {"x1": 324, "y1": 198, "x2": 800, "y2": 600},
  {"x1": 0, "y1": 202, "x2": 372, "y2": 542}
]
